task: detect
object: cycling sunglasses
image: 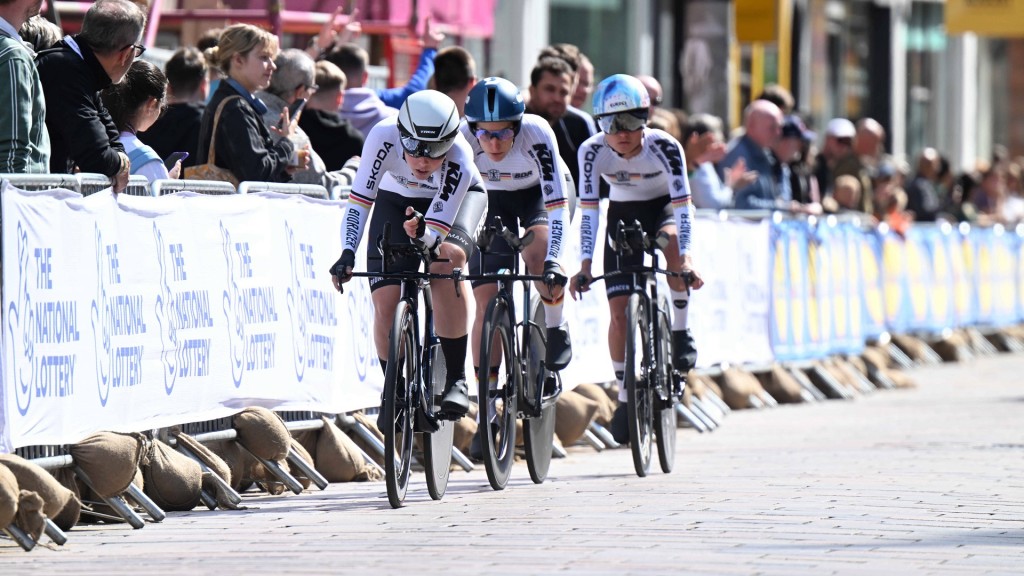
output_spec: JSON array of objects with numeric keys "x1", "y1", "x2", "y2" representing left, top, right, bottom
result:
[
  {"x1": 400, "y1": 134, "x2": 455, "y2": 159},
  {"x1": 474, "y1": 127, "x2": 516, "y2": 142},
  {"x1": 597, "y1": 110, "x2": 649, "y2": 134}
]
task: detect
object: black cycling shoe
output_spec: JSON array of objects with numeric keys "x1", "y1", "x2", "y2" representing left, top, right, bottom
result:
[
  {"x1": 673, "y1": 329, "x2": 698, "y2": 372},
  {"x1": 440, "y1": 378, "x2": 470, "y2": 417},
  {"x1": 610, "y1": 403, "x2": 629, "y2": 445},
  {"x1": 545, "y1": 324, "x2": 573, "y2": 371}
]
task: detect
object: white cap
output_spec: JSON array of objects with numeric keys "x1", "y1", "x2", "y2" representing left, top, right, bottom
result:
[{"x1": 826, "y1": 118, "x2": 856, "y2": 139}]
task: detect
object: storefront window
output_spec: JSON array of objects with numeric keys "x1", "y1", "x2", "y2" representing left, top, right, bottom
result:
[{"x1": 904, "y1": 2, "x2": 948, "y2": 158}]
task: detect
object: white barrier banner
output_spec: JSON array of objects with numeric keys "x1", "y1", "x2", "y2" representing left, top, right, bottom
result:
[
  {"x1": 1, "y1": 184, "x2": 381, "y2": 450},
  {"x1": 688, "y1": 217, "x2": 773, "y2": 367}
]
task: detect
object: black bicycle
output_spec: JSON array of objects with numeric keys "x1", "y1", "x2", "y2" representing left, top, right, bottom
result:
[
  {"x1": 586, "y1": 221, "x2": 692, "y2": 477},
  {"x1": 466, "y1": 218, "x2": 561, "y2": 489},
  {"x1": 343, "y1": 224, "x2": 463, "y2": 507}
]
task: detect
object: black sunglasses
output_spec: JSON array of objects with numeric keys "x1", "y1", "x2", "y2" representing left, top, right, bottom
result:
[{"x1": 123, "y1": 43, "x2": 146, "y2": 58}]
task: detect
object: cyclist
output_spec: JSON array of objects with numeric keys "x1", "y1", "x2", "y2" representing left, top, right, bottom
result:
[
  {"x1": 569, "y1": 73, "x2": 705, "y2": 443},
  {"x1": 330, "y1": 89, "x2": 487, "y2": 423},
  {"x1": 463, "y1": 77, "x2": 574, "y2": 381}
]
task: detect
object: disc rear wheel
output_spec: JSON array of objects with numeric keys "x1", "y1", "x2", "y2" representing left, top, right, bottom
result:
[
  {"x1": 523, "y1": 296, "x2": 555, "y2": 484},
  {"x1": 477, "y1": 296, "x2": 518, "y2": 490},
  {"x1": 422, "y1": 341, "x2": 453, "y2": 500}
]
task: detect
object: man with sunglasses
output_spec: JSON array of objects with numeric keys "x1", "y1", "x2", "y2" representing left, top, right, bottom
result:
[
  {"x1": 570, "y1": 74, "x2": 705, "y2": 444},
  {"x1": 36, "y1": 0, "x2": 147, "y2": 193},
  {"x1": 462, "y1": 77, "x2": 575, "y2": 395},
  {"x1": 330, "y1": 89, "x2": 487, "y2": 422}
]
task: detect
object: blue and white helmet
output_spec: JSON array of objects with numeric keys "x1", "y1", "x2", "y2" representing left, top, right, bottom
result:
[
  {"x1": 465, "y1": 77, "x2": 525, "y2": 125},
  {"x1": 592, "y1": 73, "x2": 651, "y2": 118}
]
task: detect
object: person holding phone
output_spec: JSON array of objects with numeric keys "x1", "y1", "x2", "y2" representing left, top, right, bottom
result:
[{"x1": 101, "y1": 59, "x2": 183, "y2": 182}]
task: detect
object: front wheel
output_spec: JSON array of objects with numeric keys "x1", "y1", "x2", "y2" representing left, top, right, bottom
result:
[
  {"x1": 383, "y1": 300, "x2": 417, "y2": 508},
  {"x1": 523, "y1": 294, "x2": 555, "y2": 484},
  {"x1": 624, "y1": 293, "x2": 653, "y2": 477},
  {"x1": 477, "y1": 296, "x2": 518, "y2": 491},
  {"x1": 654, "y1": 299, "x2": 677, "y2": 474}
]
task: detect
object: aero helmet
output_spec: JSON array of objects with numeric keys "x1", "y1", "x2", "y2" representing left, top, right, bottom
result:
[
  {"x1": 397, "y1": 90, "x2": 461, "y2": 158},
  {"x1": 465, "y1": 77, "x2": 526, "y2": 127},
  {"x1": 592, "y1": 73, "x2": 651, "y2": 134}
]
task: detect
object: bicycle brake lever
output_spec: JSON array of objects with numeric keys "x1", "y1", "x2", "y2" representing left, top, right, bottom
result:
[{"x1": 452, "y1": 267, "x2": 463, "y2": 298}]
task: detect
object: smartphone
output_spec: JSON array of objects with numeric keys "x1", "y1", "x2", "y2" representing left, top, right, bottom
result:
[
  {"x1": 279, "y1": 98, "x2": 307, "y2": 129},
  {"x1": 164, "y1": 151, "x2": 189, "y2": 169}
]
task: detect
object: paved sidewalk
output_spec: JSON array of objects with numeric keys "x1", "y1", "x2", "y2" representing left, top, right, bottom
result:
[{"x1": 3, "y1": 355, "x2": 1024, "y2": 575}]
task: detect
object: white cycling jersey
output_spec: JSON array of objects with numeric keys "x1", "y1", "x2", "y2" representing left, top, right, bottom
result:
[
  {"x1": 460, "y1": 113, "x2": 570, "y2": 262},
  {"x1": 341, "y1": 115, "x2": 485, "y2": 253},
  {"x1": 577, "y1": 127, "x2": 693, "y2": 260}
]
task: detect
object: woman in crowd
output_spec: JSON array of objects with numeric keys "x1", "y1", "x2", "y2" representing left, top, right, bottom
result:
[
  {"x1": 100, "y1": 60, "x2": 181, "y2": 182},
  {"x1": 196, "y1": 23, "x2": 305, "y2": 183}
]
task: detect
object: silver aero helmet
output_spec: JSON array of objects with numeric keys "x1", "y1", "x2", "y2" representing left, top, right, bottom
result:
[
  {"x1": 397, "y1": 89, "x2": 461, "y2": 158},
  {"x1": 591, "y1": 73, "x2": 651, "y2": 135}
]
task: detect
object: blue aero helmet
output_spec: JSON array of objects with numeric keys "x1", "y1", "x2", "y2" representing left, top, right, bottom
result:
[
  {"x1": 465, "y1": 77, "x2": 526, "y2": 140},
  {"x1": 592, "y1": 73, "x2": 651, "y2": 134}
]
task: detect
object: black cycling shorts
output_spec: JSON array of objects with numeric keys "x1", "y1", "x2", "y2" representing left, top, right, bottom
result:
[
  {"x1": 469, "y1": 184, "x2": 548, "y2": 287},
  {"x1": 365, "y1": 186, "x2": 487, "y2": 291},
  {"x1": 602, "y1": 195, "x2": 674, "y2": 299}
]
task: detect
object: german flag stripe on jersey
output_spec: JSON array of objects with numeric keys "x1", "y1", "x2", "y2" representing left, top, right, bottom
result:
[
  {"x1": 671, "y1": 197, "x2": 692, "y2": 209},
  {"x1": 348, "y1": 192, "x2": 374, "y2": 208},
  {"x1": 544, "y1": 198, "x2": 568, "y2": 210},
  {"x1": 580, "y1": 199, "x2": 600, "y2": 208},
  {"x1": 424, "y1": 218, "x2": 451, "y2": 236}
]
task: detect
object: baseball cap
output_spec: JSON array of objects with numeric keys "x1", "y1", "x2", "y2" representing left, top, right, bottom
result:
[
  {"x1": 781, "y1": 115, "x2": 815, "y2": 141},
  {"x1": 826, "y1": 118, "x2": 856, "y2": 139}
]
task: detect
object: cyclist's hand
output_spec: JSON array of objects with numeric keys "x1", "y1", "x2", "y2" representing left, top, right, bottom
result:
[
  {"x1": 403, "y1": 206, "x2": 426, "y2": 239},
  {"x1": 682, "y1": 267, "x2": 704, "y2": 290},
  {"x1": 329, "y1": 249, "x2": 356, "y2": 292},
  {"x1": 543, "y1": 260, "x2": 567, "y2": 298},
  {"x1": 570, "y1": 270, "x2": 593, "y2": 300}
]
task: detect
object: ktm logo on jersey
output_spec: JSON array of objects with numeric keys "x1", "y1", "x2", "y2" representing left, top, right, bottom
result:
[
  {"x1": 532, "y1": 144, "x2": 555, "y2": 182},
  {"x1": 654, "y1": 139, "x2": 684, "y2": 176},
  {"x1": 441, "y1": 161, "x2": 462, "y2": 201}
]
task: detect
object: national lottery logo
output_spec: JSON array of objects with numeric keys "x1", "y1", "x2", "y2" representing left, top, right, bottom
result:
[
  {"x1": 154, "y1": 224, "x2": 214, "y2": 395},
  {"x1": 285, "y1": 222, "x2": 338, "y2": 382},
  {"x1": 6, "y1": 223, "x2": 82, "y2": 417},
  {"x1": 221, "y1": 222, "x2": 279, "y2": 388}
]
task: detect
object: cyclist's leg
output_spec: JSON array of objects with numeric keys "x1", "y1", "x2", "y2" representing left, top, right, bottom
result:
[
  {"x1": 470, "y1": 188, "x2": 514, "y2": 383},
  {"x1": 431, "y1": 186, "x2": 488, "y2": 416},
  {"x1": 656, "y1": 210, "x2": 697, "y2": 371}
]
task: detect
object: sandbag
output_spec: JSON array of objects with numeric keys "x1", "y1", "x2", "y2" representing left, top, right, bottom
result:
[
  {"x1": 892, "y1": 334, "x2": 928, "y2": 361},
  {"x1": 765, "y1": 365, "x2": 805, "y2": 403},
  {"x1": 718, "y1": 368, "x2": 761, "y2": 409},
  {"x1": 172, "y1": 432, "x2": 243, "y2": 509},
  {"x1": 76, "y1": 468, "x2": 143, "y2": 524},
  {"x1": 699, "y1": 373, "x2": 723, "y2": 399},
  {"x1": 16, "y1": 490, "x2": 46, "y2": 541},
  {"x1": 142, "y1": 440, "x2": 203, "y2": 511},
  {"x1": 931, "y1": 332, "x2": 969, "y2": 362},
  {"x1": 233, "y1": 407, "x2": 291, "y2": 461},
  {"x1": 554, "y1": 390, "x2": 598, "y2": 445},
  {"x1": 0, "y1": 454, "x2": 80, "y2": 527},
  {"x1": 288, "y1": 439, "x2": 316, "y2": 491},
  {"x1": 316, "y1": 417, "x2": 382, "y2": 482},
  {"x1": 452, "y1": 402, "x2": 479, "y2": 454},
  {"x1": 0, "y1": 465, "x2": 18, "y2": 527},
  {"x1": 887, "y1": 369, "x2": 916, "y2": 388},
  {"x1": 845, "y1": 355, "x2": 869, "y2": 376},
  {"x1": 346, "y1": 412, "x2": 384, "y2": 467},
  {"x1": 861, "y1": 346, "x2": 890, "y2": 372},
  {"x1": 69, "y1": 432, "x2": 147, "y2": 499},
  {"x1": 206, "y1": 439, "x2": 254, "y2": 492},
  {"x1": 292, "y1": 430, "x2": 320, "y2": 465},
  {"x1": 49, "y1": 468, "x2": 82, "y2": 530},
  {"x1": 572, "y1": 383, "x2": 616, "y2": 426}
]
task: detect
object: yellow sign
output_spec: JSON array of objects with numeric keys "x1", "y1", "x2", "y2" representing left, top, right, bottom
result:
[
  {"x1": 946, "y1": 0, "x2": 1024, "y2": 37},
  {"x1": 735, "y1": 0, "x2": 778, "y2": 43}
]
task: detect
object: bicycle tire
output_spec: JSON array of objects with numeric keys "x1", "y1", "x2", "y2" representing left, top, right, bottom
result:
[
  {"x1": 523, "y1": 295, "x2": 555, "y2": 484},
  {"x1": 624, "y1": 292, "x2": 653, "y2": 477},
  {"x1": 383, "y1": 300, "x2": 417, "y2": 508},
  {"x1": 422, "y1": 340, "x2": 454, "y2": 500},
  {"x1": 477, "y1": 296, "x2": 518, "y2": 490},
  {"x1": 654, "y1": 299, "x2": 677, "y2": 474}
]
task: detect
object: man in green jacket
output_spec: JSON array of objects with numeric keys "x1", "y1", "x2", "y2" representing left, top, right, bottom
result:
[{"x1": 0, "y1": 0, "x2": 50, "y2": 174}]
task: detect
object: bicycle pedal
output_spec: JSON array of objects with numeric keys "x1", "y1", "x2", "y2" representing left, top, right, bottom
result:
[{"x1": 415, "y1": 410, "x2": 440, "y2": 433}]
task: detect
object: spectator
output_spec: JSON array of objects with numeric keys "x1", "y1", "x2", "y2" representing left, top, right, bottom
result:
[
  {"x1": 648, "y1": 107, "x2": 682, "y2": 141},
  {"x1": 18, "y1": 14, "x2": 61, "y2": 52},
  {"x1": 1001, "y1": 161, "x2": 1024, "y2": 224},
  {"x1": 138, "y1": 46, "x2": 207, "y2": 169},
  {"x1": 101, "y1": 59, "x2": 181, "y2": 182},
  {"x1": 196, "y1": 23, "x2": 300, "y2": 184},
  {"x1": 197, "y1": 28, "x2": 223, "y2": 102},
  {"x1": 636, "y1": 74, "x2": 663, "y2": 111},
  {"x1": 37, "y1": 0, "x2": 146, "y2": 192},
  {"x1": 723, "y1": 99, "x2": 783, "y2": 209},
  {"x1": 773, "y1": 114, "x2": 821, "y2": 213},
  {"x1": 258, "y1": 48, "x2": 358, "y2": 194},
  {"x1": 430, "y1": 46, "x2": 476, "y2": 117},
  {"x1": 973, "y1": 163, "x2": 1007, "y2": 225},
  {"x1": 570, "y1": 52, "x2": 594, "y2": 109},
  {"x1": 527, "y1": 56, "x2": 596, "y2": 192},
  {"x1": 854, "y1": 117, "x2": 885, "y2": 172},
  {"x1": 905, "y1": 147, "x2": 942, "y2": 222},
  {"x1": 298, "y1": 59, "x2": 363, "y2": 172},
  {"x1": 814, "y1": 118, "x2": 871, "y2": 211},
  {"x1": 0, "y1": 0, "x2": 50, "y2": 174},
  {"x1": 756, "y1": 84, "x2": 795, "y2": 115},
  {"x1": 871, "y1": 161, "x2": 912, "y2": 236},
  {"x1": 823, "y1": 174, "x2": 862, "y2": 213},
  {"x1": 325, "y1": 43, "x2": 397, "y2": 138},
  {"x1": 683, "y1": 113, "x2": 756, "y2": 209}
]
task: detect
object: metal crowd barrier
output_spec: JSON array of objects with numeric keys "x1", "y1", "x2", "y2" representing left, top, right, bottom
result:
[
  {"x1": 238, "y1": 181, "x2": 330, "y2": 199},
  {"x1": 151, "y1": 178, "x2": 238, "y2": 196}
]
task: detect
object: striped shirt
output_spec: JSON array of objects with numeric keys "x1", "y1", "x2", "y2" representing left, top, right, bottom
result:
[{"x1": 0, "y1": 19, "x2": 49, "y2": 174}]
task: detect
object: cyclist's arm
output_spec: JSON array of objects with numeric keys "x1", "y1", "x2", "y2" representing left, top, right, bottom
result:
[
  {"x1": 525, "y1": 118, "x2": 570, "y2": 262},
  {"x1": 418, "y1": 135, "x2": 481, "y2": 248},
  {"x1": 577, "y1": 135, "x2": 604, "y2": 262},
  {"x1": 653, "y1": 130, "x2": 693, "y2": 258},
  {"x1": 340, "y1": 122, "x2": 396, "y2": 253}
]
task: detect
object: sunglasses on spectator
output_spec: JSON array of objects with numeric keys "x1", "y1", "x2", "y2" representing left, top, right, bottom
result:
[
  {"x1": 124, "y1": 42, "x2": 146, "y2": 58},
  {"x1": 597, "y1": 110, "x2": 649, "y2": 134},
  {"x1": 474, "y1": 127, "x2": 515, "y2": 142},
  {"x1": 400, "y1": 135, "x2": 455, "y2": 159}
]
